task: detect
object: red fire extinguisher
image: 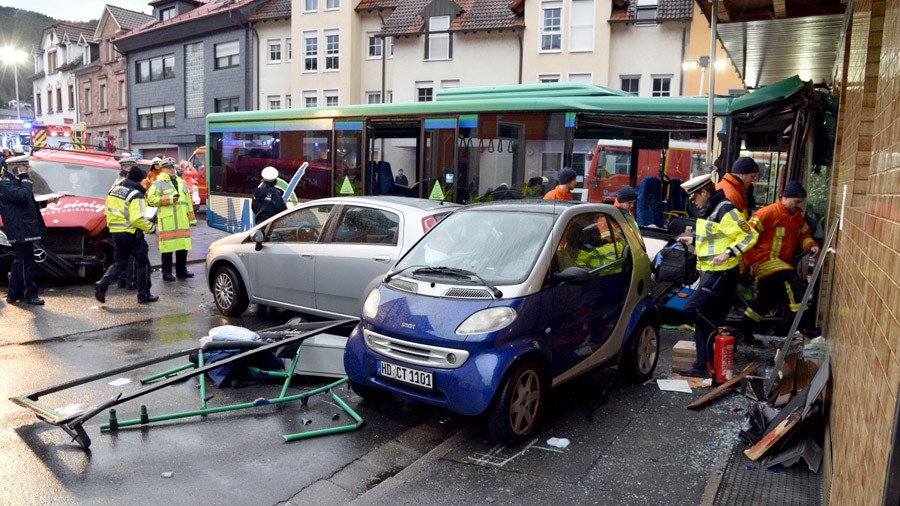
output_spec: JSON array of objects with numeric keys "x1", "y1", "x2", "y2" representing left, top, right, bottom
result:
[{"x1": 713, "y1": 328, "x2": 735, "y2": 383}]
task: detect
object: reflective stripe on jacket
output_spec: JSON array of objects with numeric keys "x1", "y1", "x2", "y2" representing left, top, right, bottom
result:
[
  {"x1": 105, "y1": 185, "x2": 156, "y2": 234},
  {"x1": 147, "y1": 173, "x2": 196, "y2": 252},
  {"x1": 744, "y1": 200, "x2": 817, "y2": 279},
  {"x1": 695, "y1": 191, "x2": 759, "y2": 271}
]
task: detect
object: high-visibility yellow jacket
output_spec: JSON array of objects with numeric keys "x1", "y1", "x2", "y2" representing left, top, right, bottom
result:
[
  {"x1": 105, "y1": 183, "x2": 156, "y2": 235},
  {"x1": 695, "y1": 191, "x2": 759, "y2": 271},
  {"x1": 576, "y1": 240, "x2": 625, "y2": 275},
  {"x1": 147, "y1": 173, "x2": 196, "y2": 253}
]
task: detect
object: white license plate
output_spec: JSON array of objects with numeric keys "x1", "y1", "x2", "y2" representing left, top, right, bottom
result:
[{"x1": 378, "y1": 361, "x2": 433, "y2": 390}]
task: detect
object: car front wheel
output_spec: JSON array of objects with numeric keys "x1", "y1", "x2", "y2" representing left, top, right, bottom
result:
[
  {"x1": 487, "y1": 360, "x2": 546, "y2": 444},
  {"x1": 620, "y1": 321, "x2": 660, "y2": 383},
  {"x1": 212, "y1": 265, "x2": 249, "y2": 317}
]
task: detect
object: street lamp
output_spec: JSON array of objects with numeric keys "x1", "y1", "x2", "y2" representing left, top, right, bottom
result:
[
  {"x1": 0, "y1": 47, "x2": 29, "y2": 120},
  {"x1": 682, "y1": 56, "x2": 730, "y2": 96}
]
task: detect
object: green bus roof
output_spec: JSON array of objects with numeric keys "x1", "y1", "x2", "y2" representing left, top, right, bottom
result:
[{"x1": 207, "y1": 76, "x2": 810, "y2": 127}]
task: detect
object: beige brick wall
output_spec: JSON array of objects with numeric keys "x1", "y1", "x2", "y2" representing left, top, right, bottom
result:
[{"x1": 823, "y1": 0, "x2": 900, "y2": 502}]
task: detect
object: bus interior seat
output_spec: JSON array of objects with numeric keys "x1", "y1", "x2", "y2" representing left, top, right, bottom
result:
[{"x1": 637, "y1": 176, "x2": 665, "y2": 227}]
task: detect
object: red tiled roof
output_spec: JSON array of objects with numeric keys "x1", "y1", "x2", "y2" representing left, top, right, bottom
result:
[
  {"x1": 250, "y1": 0, "x2": 291, "y2": 21},
  {"x1": 365, "y1": 0, "x2": 523, "y2": 36},
  {"x1": 117, "y1": 0, "x2": 257, "y2": 41}
]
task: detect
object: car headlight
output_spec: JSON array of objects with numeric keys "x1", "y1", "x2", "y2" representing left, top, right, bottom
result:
[
  {"x1": 456, "y1": 307, "x2": 517, "y2": 335},
  {"x1": 0, "y1": 230, "x2": 9, "y2": 248},
  {"x1": 362, "y1": 288, "x2": 381, "y2": 319}
]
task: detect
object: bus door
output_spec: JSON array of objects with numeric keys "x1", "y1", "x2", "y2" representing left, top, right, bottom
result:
[
  {"x1": 334, "y1": 119, "x2": 364, "y2": 196},
  {"x1": 422, "y1": 117, "x2": 457, "y2": 202},
  {"x1": 365, "y1": 119, "x2": 421, "y2": 198}
]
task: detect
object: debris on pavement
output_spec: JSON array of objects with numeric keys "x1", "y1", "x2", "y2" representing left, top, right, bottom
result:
[
  {"x1": 161, "y1": 472, "x2": 174, "y2": 478},
  {"x1": 657, "y1": 379, "x2": 693, "y2": 393},
  {"x1": 687, "y1": 362, "x2": 759, "y2": 410},
  {"x1": 671, "y1": 340, "x2": 696, "y2": 373},
  {"x1": 546, "y1": 437, "x2": 570, "y2": 449},
  {"x1": 108, "y1": 378, "x2": 131, "y2": 387},
  {"x1": 671, "y1": 375, "x2": 712, "y2": 389}
]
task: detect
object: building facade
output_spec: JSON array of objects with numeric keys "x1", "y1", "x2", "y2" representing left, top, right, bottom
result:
[
  {"x1": 115, "y1": 0, "x2": 268, "y2": 159},
  {"x1": 251, "y1": 0, "x2": 293, "y2": 111},
  {"x1": 75, "y1": 5, "x2": 154, "y2": 152},
  {"x1": 30, "y1": 22, "x2": 97, "y2": 146}
]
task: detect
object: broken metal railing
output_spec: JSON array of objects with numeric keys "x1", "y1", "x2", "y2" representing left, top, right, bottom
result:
[{"x1": 10, "y1": 318, "x2": 362, "y2": 450}]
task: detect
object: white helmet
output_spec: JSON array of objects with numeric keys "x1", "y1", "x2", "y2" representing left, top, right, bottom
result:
[{"x1": 261, "y1": 166, "x2": 279, "y2": 182}]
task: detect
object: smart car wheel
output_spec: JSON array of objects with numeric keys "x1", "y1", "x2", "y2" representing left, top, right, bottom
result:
[
  {"x1": 213, "y1": 265, "x2": 249, "y2": 317},
  {"x1": 487, "y1": 360, "x2": 546, "y2": 444},
  {"x1": 620, "y1": 321, "x2": 659, "y2": 383}
]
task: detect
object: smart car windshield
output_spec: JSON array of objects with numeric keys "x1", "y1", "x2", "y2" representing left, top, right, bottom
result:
[
  {"x1": 27, "y1": 160, "x2": 119, "y2": 200},
  {"x1": 396, "y1": 210, "x2": 554, "y2": 285}
]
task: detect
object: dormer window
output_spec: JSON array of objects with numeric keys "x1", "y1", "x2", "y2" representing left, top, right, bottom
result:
[
  {"x1": 635, "y1": 0, "x2": 658, "y2": 21},
  {"x1": 160, "y1": 6, "x2": 175, "y2": 21},
  {"x1": 425, "y1": 16, "x2": 451, "y2": 60}
]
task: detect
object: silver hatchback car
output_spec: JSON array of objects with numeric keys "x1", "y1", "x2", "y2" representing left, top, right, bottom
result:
[{"x1": 206, "y1": 196, "x2": 458, "y2": 317}]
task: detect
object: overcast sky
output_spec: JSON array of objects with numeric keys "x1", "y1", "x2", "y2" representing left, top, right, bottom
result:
[{"x1": 6, "y1": 0, "x2": 153, "y2": 23}]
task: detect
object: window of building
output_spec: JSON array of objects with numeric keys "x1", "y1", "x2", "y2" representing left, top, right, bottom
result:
[
  {"x1": 303, "y1": 90, "x2": 317, "y2": 108},
  {"x1": 136, "y1": 54, "x2": 175, "y2": 83},
  {"x1": 620, "y1": 76, "x2": 640, "y2": 95},
  {"x1": 184, "y1": 42, "x2": 205, "y2": 118},
  {"x1": 35, "y1": 92, "x2": 41, "y2": 115},
  {"x1": 268, "y1": 95, "x2": 281, "y2": 110},
  {"x1": 635, "y1": 0, "x2": 658, "y2": 21},
  {"x1": 48, "y1": 50, "x2": 57, "y2": 73},
  {"x1": 68, "y1": 84, "x2": 75, "y2": 110},
  {"x1": 107, "y1": 41, "x2": 115, "y2": 62},
  {"x1": 570, "y1": 0, "x2": 594, "y2": 52},
  {"x1": 426, "y1": 16, "x2": 451, "y2": 60},
  {"x1": 137, "y1": 104, "x2": 175, "y2": 130},
  {"x1": 541, "y1": 2, "x2": 562, "y2": 51},
  {"x1": 100, "y1": 83, "x2": 107, "y2": 110},
  {"x1": 214, "y1": 41, "x2": 240, "y2": 69},
  {"x1": 416, "y1": 81, "x2": 433, "y2": 102},
  {"x1": 387, "y1": 36, "x2": 394, "y2": 57},
  {"x1": 387, "y1": 90, "x2": 393, "y2": 103},
  {"x1": 268, "y1": 40, "x2": 281, "y2": 63},
  {"x1": 324, "y1": 30, "x2": 339, "y2": 70},
  {"x1": 82, "y1": 88, "x2": 90, "y2": 114},
  {"x1": 440, "y1": 79, "x2": 460, "y2": 89},
  {"x1": 368, "y1": 35, "x2": 382, "y2": 58},
  {"x1": 160, "y1": 6, "x2": 175, "y2": 21},
  {"x1": 286, "y1": 94, "x2": 292, "y2": 108},
  {"x1": 55, "y1": 87, "x2": 62, "y2": 113},
  {"x1": 119, "y1": 80, "x2": 126, "y2": 107},
  {"x1": 568, "y1": 73, "x2": 592, "y2": 84},
  {"x1": 538, "y1": 74, "x2": 560, "y2": 83},
  {"x1": 652, "y1": 76, "x2": 671, "y2": 96},
  {"x1": 366, "y1": 91, "x2": 381, "y2": 104},
  {"x1": 324, "y1": 89, "x2": 338, "y2": 107},
  {"x1": 214, "y1": 97, "x2": 239, "y2": 112},
  {"x1": 286, "y1": 39, "x2": 292, "y2": 61},
  {"x1": 304, "y1": 0, "x2": 318, "y2": 11},
  {"x1": 304, "y1": 32, "x2": 318, "y2": 71},
  {"x1": 326, "y1": 0, "x2": 340, "y2": 9}
]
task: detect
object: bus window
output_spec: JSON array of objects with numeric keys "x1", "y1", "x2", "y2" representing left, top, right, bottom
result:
[
  {"x1": 457, "y1": 112, "x2": 567, "y2": 203},
  {"x1": 335, "y1": 126, "x2": 362, "y2": 196}
]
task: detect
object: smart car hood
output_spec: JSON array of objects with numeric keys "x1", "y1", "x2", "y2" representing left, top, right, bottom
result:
[{"x1": 41, "y1": 196, "x2": 107, "y2": 236}]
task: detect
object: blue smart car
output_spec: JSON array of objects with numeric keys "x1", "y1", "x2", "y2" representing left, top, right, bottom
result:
[{"x1": 343, "y1": 201, "x2": 659, "y2": 442}]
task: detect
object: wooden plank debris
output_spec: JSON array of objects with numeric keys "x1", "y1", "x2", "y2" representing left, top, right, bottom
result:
[
  {"x1": 687, "y1": 362, "x2": 760, "y2": 410},
  {"x1": 744, "y1": 408, "x2": 802, "y2": 461}
]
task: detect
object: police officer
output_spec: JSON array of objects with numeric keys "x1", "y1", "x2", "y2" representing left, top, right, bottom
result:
[
  {"x1": 678, "y1": 174, "x2": 759, "y2": 377},
  {"x1": 112, "y1": 157, "x2": 140, "y2": 290},
  {"x1": 95, "y1": 165, "x2": 158, "y2": 304},
  {"x1": 0, "y1": 156, "x2": 47, "y2": 305},
  {"x1": 252, "y1": 166, "x2": 287, "y2": 224},
  {"x1": 147, "y1": 158, "x2": 196, "y2": 281}
]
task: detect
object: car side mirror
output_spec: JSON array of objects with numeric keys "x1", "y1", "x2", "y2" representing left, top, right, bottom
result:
[
  {"x1": 252, "y1": 229, "x2": 265, "y2": 251},
  {"x1": 555, "y1": 266, "x2": 591, "y2": 285}
]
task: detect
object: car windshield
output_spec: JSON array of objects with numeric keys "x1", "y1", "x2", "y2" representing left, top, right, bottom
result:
[
  {"x1": 27, "y1": 160, "x2": 119, "y2": 199},
  {"x1": 396, "y1": 210, "x2": 554, "y2": 285}
]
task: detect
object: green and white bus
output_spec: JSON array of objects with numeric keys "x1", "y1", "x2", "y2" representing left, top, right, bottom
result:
[{"x1": 205, "y1": 77, "x2": 832, "y2": 233}]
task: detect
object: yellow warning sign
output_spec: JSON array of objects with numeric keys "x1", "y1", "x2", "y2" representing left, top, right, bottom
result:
[
  {"x1": 340, "y1": 176, "x2": 355, "y2": 195},
  {"x1": 429, "y1": 181, "x2": 445, "y2": 201}
]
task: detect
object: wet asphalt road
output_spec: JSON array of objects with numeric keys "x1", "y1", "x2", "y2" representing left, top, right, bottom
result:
[{"x1": 1, "y1": 278, "x2": 752, "y2": 505}]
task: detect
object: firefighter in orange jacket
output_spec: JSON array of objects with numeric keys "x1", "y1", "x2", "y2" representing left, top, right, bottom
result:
[
  {"x1": 716, "y1": 156, "x2": 759, "y2": 218},
  {"x1": 740, "y1": 181, "x2": 820, "y2": 342}
]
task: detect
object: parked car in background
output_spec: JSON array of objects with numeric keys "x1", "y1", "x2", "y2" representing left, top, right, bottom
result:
[
  {"x1": 0, "y1": 148, "x2": 141, "y2": 280},
  {"x1": 344, "y1": 201, "x2": 660, "y2": 442},
  {"x1": 205, "y1": 196, "x2": 458, "y2": 317}
]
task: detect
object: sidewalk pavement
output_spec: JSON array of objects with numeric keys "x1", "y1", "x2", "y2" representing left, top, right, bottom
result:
[{"x1": 145, "y1": 212, "x2": 231, "y2": 269}]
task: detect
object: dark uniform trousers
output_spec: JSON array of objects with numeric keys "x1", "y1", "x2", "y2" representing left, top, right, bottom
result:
[
  {"x1": 9, "y1": 242, "x2": 38, "y2": 300},
  {"x1": 684, "y1": 267, "x2": 739, "y2": 370},
  {"x1": 99, "y1": 232, "x2": 151, "y2": 299},
  {"x1": 742, "y1": 269, "x2": 810, "y2": 332}
]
